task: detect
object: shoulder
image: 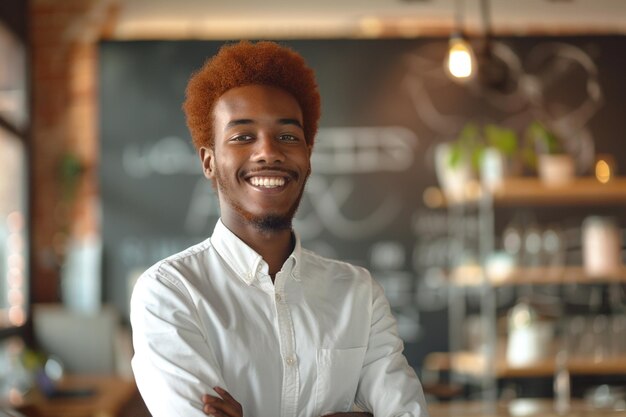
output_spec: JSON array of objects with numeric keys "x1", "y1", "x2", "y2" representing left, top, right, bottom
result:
[
  {"x1": 133, "y1": 237, "x2": 215, "y2": 297},
  {"x1": 300, "y1": 248, "x2": 377, "y2": 288},
  {"x1": 302, "y1": 248, "x2": 369, "y2": 275}
]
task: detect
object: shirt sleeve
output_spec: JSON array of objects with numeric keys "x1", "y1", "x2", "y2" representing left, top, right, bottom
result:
[
  {"x1": 354, "y1": 278, "x2": 430, "y2": 417},
  {"x1": 130, "y1": 267, "x2": 224, "y2": 417}
]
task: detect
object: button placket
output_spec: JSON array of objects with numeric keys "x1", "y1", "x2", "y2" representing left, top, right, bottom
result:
[{"x1": 274, "y1": 274, "x2": 299, "y2": 417}]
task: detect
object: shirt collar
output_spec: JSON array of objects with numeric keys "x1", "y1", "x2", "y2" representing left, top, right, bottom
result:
[{"x1": 210, "y1": 219, "x2": 302, "y2": 285}]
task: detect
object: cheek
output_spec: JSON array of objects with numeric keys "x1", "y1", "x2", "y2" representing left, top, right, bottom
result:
[
  {"x1": 291, "y1": 148, "x2": 311, "y2": 170},
  {"x1": 301, "y1": 156, "x2": 312, "y2": 176},
  {"x1": 215, "y1": 159, "x2": 246, "y2": 189}
]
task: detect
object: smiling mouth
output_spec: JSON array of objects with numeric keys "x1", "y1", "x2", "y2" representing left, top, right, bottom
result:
[{"x1": 248, "y1": 176, "x2": 287, "y2": 189}]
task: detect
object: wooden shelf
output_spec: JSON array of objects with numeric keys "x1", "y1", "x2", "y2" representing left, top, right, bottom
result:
[
  {"x1": 450, "y1": 265, "x2": 626, "y2": 287},
  {"x1": 442, "y1": 351, "x2": 626, "y2": 379},
  {"x1": 442, "y1": 177, "x2": 626, "y2": 207},
  {"x1": 492, "y1": 177, "x2": 626, "y2": 206},
  {"x1": 429, "y1": 399, "x2": 624, "y2": 417},
  {"x1": 452, "y1": 351, "x2": 556, "y2": 378}
]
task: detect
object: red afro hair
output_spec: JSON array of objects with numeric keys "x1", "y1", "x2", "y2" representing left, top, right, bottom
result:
[{"x1": 183, "y1": 41, "x2": 321, "y2": 151}]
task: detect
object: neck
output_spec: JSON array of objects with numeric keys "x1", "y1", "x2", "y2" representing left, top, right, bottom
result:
[{"x1": 222, "y1": 217, "x2": 295, "y2": 281}]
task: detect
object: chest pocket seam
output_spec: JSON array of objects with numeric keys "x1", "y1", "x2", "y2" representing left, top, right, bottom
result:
[{"x1": 314, "y1": 346, "x2": 367, "y2": 416}]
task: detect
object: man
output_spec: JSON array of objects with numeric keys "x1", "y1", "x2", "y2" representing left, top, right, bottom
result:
[{"x1": 130, "y1": 40, "x2": 428, "y2": 417}]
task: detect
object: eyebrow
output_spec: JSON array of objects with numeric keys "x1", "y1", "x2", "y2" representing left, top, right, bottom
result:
[
  {"x1": 279, "y1": 118, "x2": 304, "y2": 129},
  {"x1": 224, "y1": 118, "x2": 303, "y2": 131}
]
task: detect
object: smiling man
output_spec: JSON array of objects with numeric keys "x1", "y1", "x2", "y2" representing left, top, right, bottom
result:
[{"x1": 130, "y1": 41, "x2": 428, "y2": 417}]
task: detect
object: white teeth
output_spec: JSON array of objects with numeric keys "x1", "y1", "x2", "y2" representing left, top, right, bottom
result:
[{"x1": 250, "y1": 177, "x2": 285, "y2": 188}]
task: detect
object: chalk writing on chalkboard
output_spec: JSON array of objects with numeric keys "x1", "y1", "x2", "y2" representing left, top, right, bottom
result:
[
  {"x1": 312, "y1": 127, "x2": 417, "y2": 174},
  {"x1": 122, "y1": 136, "x2": 198, "y2": 178},
  {"x1": 297, "y1": 126, "x2": 418, "y2": 240}
]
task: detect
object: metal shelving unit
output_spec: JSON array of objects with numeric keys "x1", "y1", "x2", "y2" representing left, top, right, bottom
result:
[{"x1": 443, "y1": 177, "x2": 626, "y2": 402}]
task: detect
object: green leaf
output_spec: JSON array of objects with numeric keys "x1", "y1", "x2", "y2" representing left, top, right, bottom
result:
[
  {"x1": 484, "y1": 124, "x2": 518, "y2": 156},
  {"x1": 525, "y1": 121, "x2": 562, "y2": 155}
]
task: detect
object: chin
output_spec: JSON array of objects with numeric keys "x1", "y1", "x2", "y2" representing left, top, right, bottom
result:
[{"x1": 250, "y1": 214, "x2": 293, "y2": 232}]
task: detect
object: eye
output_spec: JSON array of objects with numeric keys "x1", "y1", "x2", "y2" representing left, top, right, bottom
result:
[
  {"x1": 230, "y1": 134, "x2": 254, "y2": 142},
  {"x1": 279, "y1": 134, "x2": 300, "y2": 142}
]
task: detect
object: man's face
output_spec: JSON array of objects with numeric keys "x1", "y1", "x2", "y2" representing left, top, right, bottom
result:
[{"x1": 200, "y1": 84, "x2": 312, "y2": 232}]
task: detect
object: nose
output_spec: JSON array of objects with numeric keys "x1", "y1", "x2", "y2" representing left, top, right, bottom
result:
[{"x1": 252, "y1": 134, "x2": 284, "y2": 164}]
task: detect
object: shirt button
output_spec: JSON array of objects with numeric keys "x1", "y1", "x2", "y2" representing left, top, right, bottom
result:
[
  {"x1": 285, "y1": 356, "x2": 296, "y2": 366},
  {"x1": 275, "y1": 293, "x2": 282, "y2": 302}
]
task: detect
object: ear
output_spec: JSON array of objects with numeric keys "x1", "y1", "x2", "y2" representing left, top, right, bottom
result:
[{"x1": 199, "y1": 146, "x2": 216, "y2": 180}]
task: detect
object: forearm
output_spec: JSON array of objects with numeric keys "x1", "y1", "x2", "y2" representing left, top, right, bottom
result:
[{"x1": 356, "y1": 280, "x2": 429, "y2": 416}]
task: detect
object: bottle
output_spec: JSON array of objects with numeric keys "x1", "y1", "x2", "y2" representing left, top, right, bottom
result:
[
  {"x1": 582, "y1": 216, "x2": 622, "y2": 278},
  {"x1": 553, "y1": 350, "x2": 570, "y2": 415}
]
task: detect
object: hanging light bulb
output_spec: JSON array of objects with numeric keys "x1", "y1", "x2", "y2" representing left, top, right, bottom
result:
[
  {"x1": 445, "y1": 0, "x2": 476, "y2": 82},
  {"x1": 446, "y1": 33, "x2": 475, "y2": 80}
]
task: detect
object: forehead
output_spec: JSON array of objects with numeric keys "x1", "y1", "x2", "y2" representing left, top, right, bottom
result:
[{"x1": 213, "y1": 85, "x2": 303, "y2": 125}]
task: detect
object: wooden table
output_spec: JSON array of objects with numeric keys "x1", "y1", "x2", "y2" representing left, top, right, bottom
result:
[
  {"x1": 428, "y1": 399, "x2": 625, "y2": 417},
  {"x1": 18, "y1": 375, "x2": 138, "y2": 417}
]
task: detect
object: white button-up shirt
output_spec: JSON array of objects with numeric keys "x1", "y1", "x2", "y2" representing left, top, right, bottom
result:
[{"x1": 131, "y1": 220, "x2": 428, "y2": 417}]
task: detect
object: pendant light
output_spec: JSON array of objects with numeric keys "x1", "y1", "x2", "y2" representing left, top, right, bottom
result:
[{"x1": 445, "y1": 0, "x2": 475, "y2": 81}]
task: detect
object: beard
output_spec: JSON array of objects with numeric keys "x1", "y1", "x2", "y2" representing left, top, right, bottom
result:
[
  {"x1": 214, "y1": 165, "x2": 308, "y2": 233},
  {"x1": 250, "y1": 213, "x2": 293, "y2": 231}
]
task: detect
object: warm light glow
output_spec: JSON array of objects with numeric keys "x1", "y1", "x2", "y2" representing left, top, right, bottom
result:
[
  {"x1": 8, "y1": 268, "x2": 23, "y2": 287},
  {"x1": 595, "y1": 159, "x2": 612, "y2": 183},
  {"x1": 6, "y1": 211, "x2": 23, "y2": 231},
  {"x1": 7, "y1": 232, "x2": 23, "y2": 250},
  {"x1": 446, "y1": 36, "x2": 474, "y2": 79},
  {"x1": 9, "y1": 388, "x2": 24, "y2": 406},
  {"x1": 422, "y1": 186, "x2": 445, "y2": 208},
  {"x1": 115, "y1": 17, "x2": 361, "y2": 40},
  {"x1": 7, "y1": 253, "x2": 23, "y2": 269},
  {"x1": 464, "y1": 179, "x2": 482, "y2": 200},
  {"x1": 8, "y1": 306, "x2": 25, "y2": 326},
  {"x1": 511, "y1": 308, "x2": 531, "y2": 328},
  {"x1": 359, "y1": 17, "x2": 384, "y2": 38},
  {"x1": 8, "y1": 289, "x2": 23, "y2": 305}
]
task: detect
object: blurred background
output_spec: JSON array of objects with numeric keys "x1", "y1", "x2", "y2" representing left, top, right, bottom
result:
[{"x1": 2, "y1": 0, "x2": 626, "y2": 416}]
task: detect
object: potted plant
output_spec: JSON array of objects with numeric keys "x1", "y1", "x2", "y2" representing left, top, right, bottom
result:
[
  {"x1": 523, "y1": 121, "x2": 575, "y2": 186},
  {"x1": 435, "y1": 123, "x2": 483, "y2": 203},
  {"x1": 481, "y1": 123, "x2": 520, "y2": 189},
  {"x1": 435, "y1": 122, "x2": 523, "y2": 199},
  {"x1": 448, "y1": 122, "x2": 484, "y2": 173}
]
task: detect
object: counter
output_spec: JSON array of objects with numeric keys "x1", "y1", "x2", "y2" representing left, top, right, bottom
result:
[{"x1": 429, "y1": 399, "x2": 625, "y2": 417}]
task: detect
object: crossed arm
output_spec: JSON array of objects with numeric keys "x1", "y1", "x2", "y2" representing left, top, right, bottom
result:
[
  {"x1": 132, "y1": 269, "x2": 425, "y2": 417},
  {"x1": 132, "y1": 274, "x2": 377, "y2": 417},
  {"x1": 201, "y1": 387, "x2": 373, "y2": 417}
]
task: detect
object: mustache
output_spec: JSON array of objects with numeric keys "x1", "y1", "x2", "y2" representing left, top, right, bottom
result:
[{"x1": 243, "y1": 166, "x2": 300, "y2": 179}]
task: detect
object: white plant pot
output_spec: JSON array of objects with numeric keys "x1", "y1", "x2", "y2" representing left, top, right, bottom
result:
[
  {"x1": 537, "y1": 154, "x2": 575, "y2": 187},
  {"x1": 506, "y1": 323, "x2": 554, "y2": 367},
  {"x1": 481, "y1": 147, "x2": 506, "y2": 191}
]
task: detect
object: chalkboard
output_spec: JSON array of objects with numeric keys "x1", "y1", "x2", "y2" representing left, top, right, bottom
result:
[{"x1": 100, "y1": 37, "x2": 626, "y2": 367}]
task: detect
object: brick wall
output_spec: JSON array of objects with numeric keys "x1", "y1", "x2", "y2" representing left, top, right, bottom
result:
[{"x1": 30, "y1": 0, "x2": 111, "y2": 302}]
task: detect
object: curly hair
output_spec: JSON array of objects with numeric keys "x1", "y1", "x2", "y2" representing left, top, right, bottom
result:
[{"x1": 183, "y1": 41, "x2": 321, "y2": 151}]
